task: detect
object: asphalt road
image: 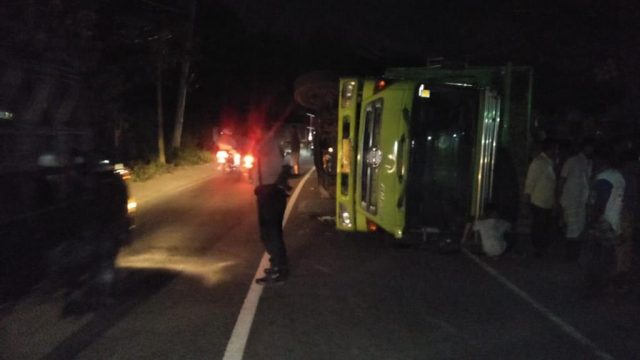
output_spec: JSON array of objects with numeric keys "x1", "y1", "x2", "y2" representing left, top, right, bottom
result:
[
  {"x1": 1, "y1": 164, "x2": 264, "y2": 360},
  {"x1": 2, "y1": 158, "x2": 640, "y2": 359}
]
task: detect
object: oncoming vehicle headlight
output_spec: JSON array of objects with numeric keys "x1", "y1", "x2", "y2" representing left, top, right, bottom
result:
[
  {"x1": 339, "y1": 203, "x2": 352, "y2": 228},
  {"x1": 243, "y1": 154, "x2": 254, "y2": 169},
  {"x1": 114, "y1": 163, "x2": 131, "y2": 180},
  {"x1": 127, "y1": 198, "x2": 137, "y2": 214},
  {"x1": 216, "y1": 150, "x2": 229, "y2": 164}
]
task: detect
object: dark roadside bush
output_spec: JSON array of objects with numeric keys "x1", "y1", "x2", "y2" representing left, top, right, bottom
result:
[
  {"x1": 171, "y1": 146, "x2": 212, "y2": 166},
  {"x1": 130, "y1": 160, "x2": 172, "y2": 182},
  {"x1": 130, "y1": 145, "x2": 212, "y2": 182}
]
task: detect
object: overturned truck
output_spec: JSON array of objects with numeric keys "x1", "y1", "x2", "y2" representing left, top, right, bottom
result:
[{"x1": 335, "y1": 65, "x2": 533, "y2": 243}]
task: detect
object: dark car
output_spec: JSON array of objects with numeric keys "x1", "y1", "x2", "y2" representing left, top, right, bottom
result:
[{"x1": 0, "y1": 156, "x2": 135, "y2": 307}]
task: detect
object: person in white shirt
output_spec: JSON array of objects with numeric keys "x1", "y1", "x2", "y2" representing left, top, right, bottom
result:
[
  {"x1": 463, "y1": 203, "x2": 512, "y2": 258},
  {"x1": 252, "y1": 122, "x2": 292, "y2": 285},
  {"x1": 559, "y1": 141, "x2": 593, "y2": 260},
  {"x1": 584, "y1": 146, "x2": 625, "y2": 297},
  {"x1": 524, "y1": 138, "x2": 558, "y2": 257}
]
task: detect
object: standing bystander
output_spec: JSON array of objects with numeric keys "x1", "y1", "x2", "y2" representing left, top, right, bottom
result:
[
  {"x1": 583, "y1": 146, "x2": 626, "y2": 297},
  {"x1": 524, "y1": 139, "x2": 558, "y2": 258},
  {"x1": 252, "y1": 122, "x2": 292, "y2": 285},
  {"x1": 559, "y1": 141, "x2": 594, "y2": 260},
  {"x1": 616, "y1": 148, "x2": 639, "y2": 290}
]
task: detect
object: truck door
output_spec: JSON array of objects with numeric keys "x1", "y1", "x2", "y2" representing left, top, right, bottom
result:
[
  {"x1": 356, "y1": 81, "x2": 413, "y2": 238},
  {"x1": 472, "y1": 89, "x2": 501, "y2": 218}
]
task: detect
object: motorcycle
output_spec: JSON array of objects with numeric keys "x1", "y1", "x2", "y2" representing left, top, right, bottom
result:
[
  {"x1": 322, "y1": 146, "x2": 336, "y2": 176},
  {"x1": 216, "y1": 148, "x2": 254, "y2": 182}
]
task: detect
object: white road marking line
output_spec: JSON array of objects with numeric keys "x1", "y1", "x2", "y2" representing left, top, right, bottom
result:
[
  {"x1": 463, "y1": 249, "x2": 615, "y2": 360},
  {"x1": 222, "y1": 168, "x2": 316, "y2": 360},
  {"x1": 283, "y1": 169, "x2": 315, "y2": 227}
]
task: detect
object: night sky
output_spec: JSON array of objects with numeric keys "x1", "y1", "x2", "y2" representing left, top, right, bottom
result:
[
  {"x1": 2, "y1": 0, "x2": 638, "y2": 156},
  {"x1": 205, "y1": 0, "x2": 638, "y2": 118}
]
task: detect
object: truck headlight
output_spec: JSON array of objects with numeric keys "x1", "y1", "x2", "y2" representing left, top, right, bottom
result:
[
  {"x1": 339, "y1": 203, "x2": 352, "y2": 228},
  {"x1": 341, "y1": 81, "x2": 356, "y2": 108}
]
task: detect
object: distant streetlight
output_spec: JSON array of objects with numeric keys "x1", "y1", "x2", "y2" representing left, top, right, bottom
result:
[
  {"x1": 0, "y1": 111, "x2": 14, "y2": 120},
  {"x1": 306, "y1": 113, "x2": 315, "y2": 141}
]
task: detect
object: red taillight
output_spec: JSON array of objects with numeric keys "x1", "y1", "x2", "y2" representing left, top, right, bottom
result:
[
  {"x1": 243, "y1": 154, "x2": 254, "y2": 169},
  {"x1": 366, "y1": 219, "x2": 378, "y2": 232},
  {"x1": 375, "y1": 79, "x2": 387, "y2": 92}
]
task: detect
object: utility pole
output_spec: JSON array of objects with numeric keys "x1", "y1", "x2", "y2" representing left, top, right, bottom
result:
[
  {"x1": 156, "y1": 60, "x2": 166, "y2": 164},
  {"x1": 172, "y1": 0, "x2": 196, "y2": 149}
]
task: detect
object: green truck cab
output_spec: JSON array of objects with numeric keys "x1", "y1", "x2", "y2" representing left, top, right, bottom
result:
[{"x1": 336, "y1": 65, "x2": 533, "y2": 242}]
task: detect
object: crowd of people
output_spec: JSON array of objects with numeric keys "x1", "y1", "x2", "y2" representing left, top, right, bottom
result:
[
  {"x1": 464, "y1": 137, "x2": 639, "y2": 298},
  {"x1": 524, "y1": 138, "x2": 639, "y2": 297}
]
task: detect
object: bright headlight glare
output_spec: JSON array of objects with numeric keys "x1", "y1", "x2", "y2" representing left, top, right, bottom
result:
[
  {"x1": 216, "y1": 150, "x2": 229, "y2": 164},
  {"x1": 127, "y1": 199, "x2": 137, "y2": 213},
  {"x1": 243, "y1": 154, "x2": 254, "y2": 169}
]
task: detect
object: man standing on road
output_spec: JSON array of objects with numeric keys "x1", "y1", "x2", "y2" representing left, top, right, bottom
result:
[
  {"x1": 253, "y1": 122, "x2": 291, "y2": 285},
  {"x1": 583, "y1": 146, "x2": 625, "y2": 297},
  {"x1": 615, "y1": 147, "x2": 638, "y2": 290},
  {"x1": 524, "y1": 138, "x2": 558, "y2": 258},
  {"x1": 559, "y1": 140, "x2": 593, "y2": 260}
]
